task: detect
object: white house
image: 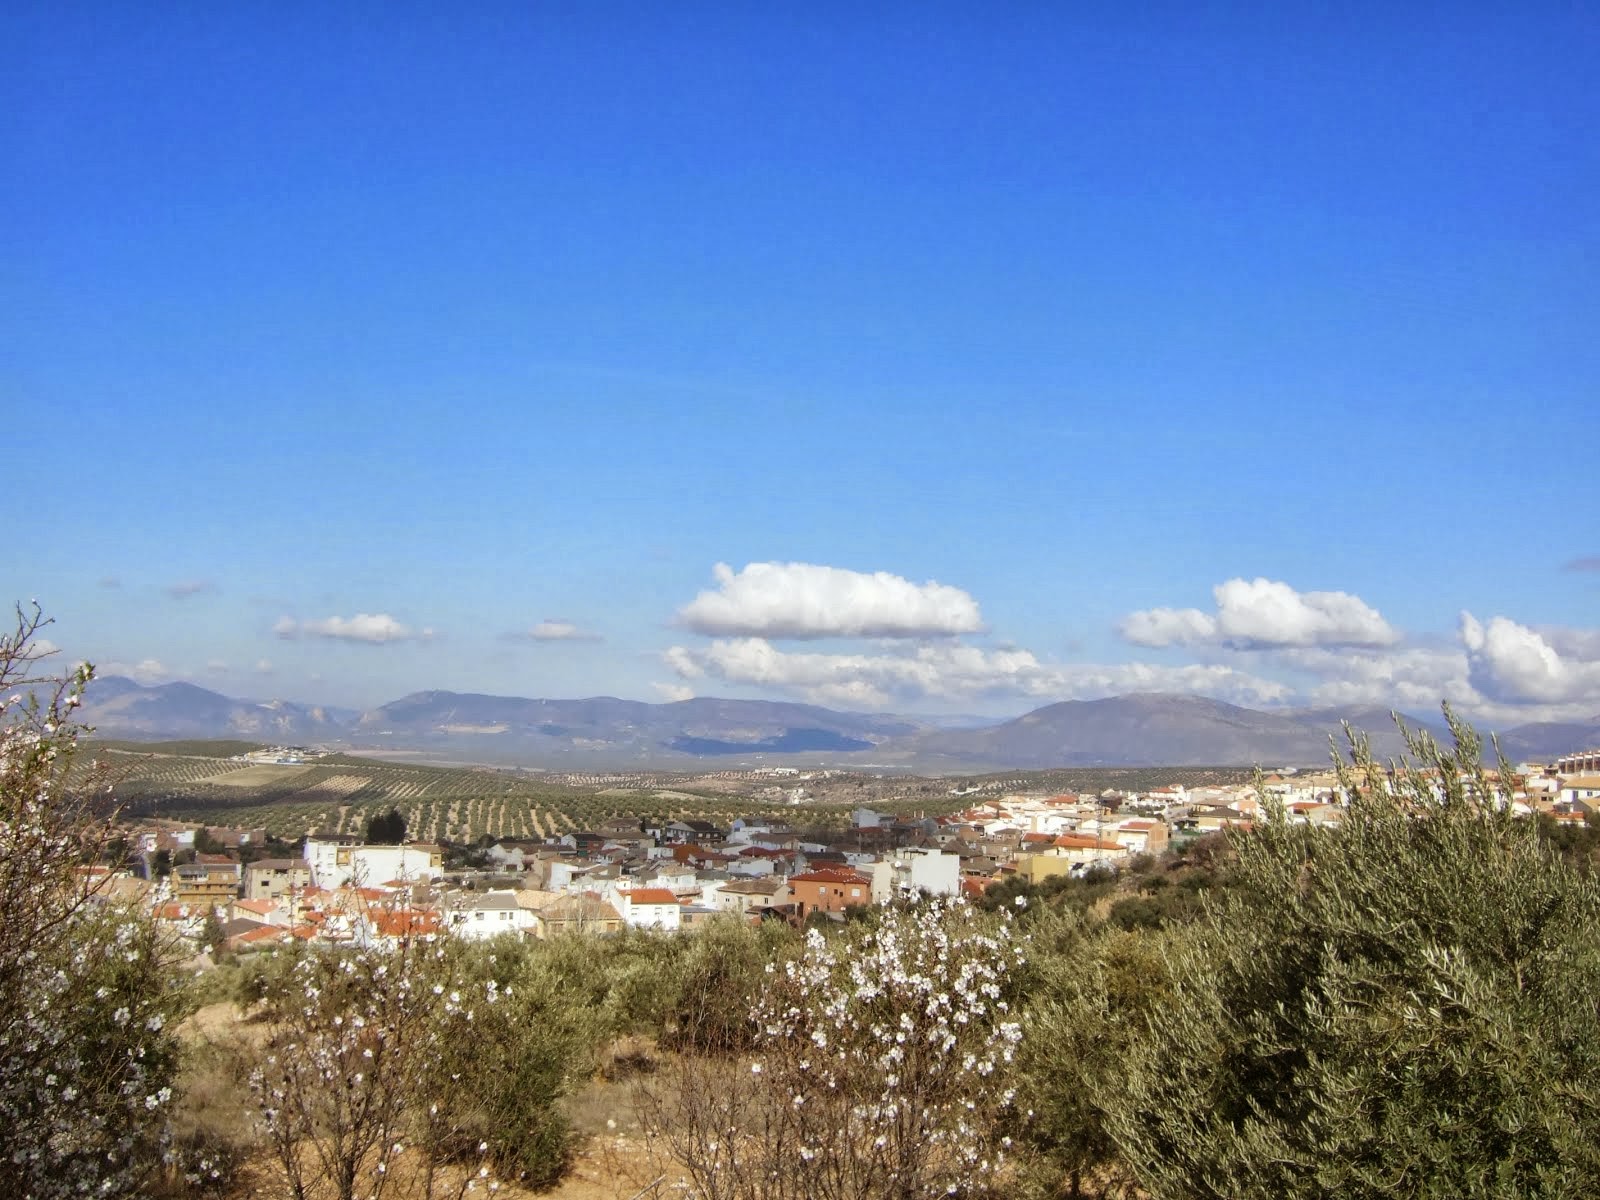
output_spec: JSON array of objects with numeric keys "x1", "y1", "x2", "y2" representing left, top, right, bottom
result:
[
  {"x1": 725, "y1": 854, "x2": 778, "y2": 878},
  {"x1": 1560, "y1": 776, "x2": 1600, "y2": 807},
  {"x1": 871, "y1": 848, "x2": 961, "y2": 902},
  {"x1": 714, "y1": 876, "x2": 789, "y2": 917},
  {"x1": 447, "y1": 890, "x2": 535, "y2": 941},
  {"x1": 620, "y1": 887, "x2": 682, "y2": 931},
  {"x1": 483, "y1": 843, "x2": 529, "y2": 871},
  {"x1": 1110, "y1": 819, "x2": 1168, "y2": 855},
  {"x1": 304, "y1": 836, "x2": 444, "y2": 890},
  {"x1": 546, "y1": 858, "x2": 597, "y2": 892}
]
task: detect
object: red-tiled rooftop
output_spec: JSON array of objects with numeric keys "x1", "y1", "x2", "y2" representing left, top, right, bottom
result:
[
  {"x1": 626, "y1": 888, "x2": 682, "y2": 905},
  {"x1": 789, "y1": 868, "x2": 871, "y2": 886},
  {"x1": 1051, "y1": 834, "x2": 1123, "y2": 851},
  {"x1": 371, "y1": 909, "x2": 442, "y2": 937},
  {"x1": 229, "y1": 925, "x2": 287, "y2": 947}
]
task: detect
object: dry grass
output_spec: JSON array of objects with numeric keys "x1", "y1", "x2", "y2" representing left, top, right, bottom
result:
[{"x1": 201, "y1": 765, "x2": 312, "y2": 787}]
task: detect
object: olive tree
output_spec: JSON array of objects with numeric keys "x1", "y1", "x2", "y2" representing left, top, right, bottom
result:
[{"x1": 1057, "y1": 709, "x2": 1600, "y2": 1199}]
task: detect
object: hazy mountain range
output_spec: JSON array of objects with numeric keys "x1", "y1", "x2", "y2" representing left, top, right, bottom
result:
[{"x1": 78, "y1": 676, "x2": 1600, "y2": 771}]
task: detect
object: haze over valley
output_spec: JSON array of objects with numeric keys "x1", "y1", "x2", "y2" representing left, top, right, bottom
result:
[{"x1": 80, "y1": 673, "x2": 1600, "y2": 771}]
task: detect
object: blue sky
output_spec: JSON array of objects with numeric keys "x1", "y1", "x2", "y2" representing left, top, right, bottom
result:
[{"x1": 5, "y1": 3, "x2": 1597, "y2": 725}]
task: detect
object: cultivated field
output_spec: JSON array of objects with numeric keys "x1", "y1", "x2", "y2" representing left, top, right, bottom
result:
[
  {"x1": 85, "y1": 742, "x2": 848, "y2": 840},
  {"x1": 85, "y1": 739, "x2": 1253, "y2": 841}
]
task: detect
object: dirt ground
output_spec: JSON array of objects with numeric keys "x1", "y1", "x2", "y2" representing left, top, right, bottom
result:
[
  {"x1": 540, "y1": 1132, "x2": 676, "y2": 1200},
  {"x1": 177, "y1": 1003, "x2": 683, "y2": 1200}
]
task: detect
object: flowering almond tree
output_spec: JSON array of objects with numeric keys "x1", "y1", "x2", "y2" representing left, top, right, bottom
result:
[
  {"x1": 249, "y1": 933, "x2": 587, "y2": 1200},
  {"x1": 248, "y1": 933, "x2": 525, "y2": 1200},
  {"x1": 0, "y1": 604, "x2": 188, "y2": 1198},
  {"x1": 646, "y1": 898, "x2": 1024, "y2": 1200}
]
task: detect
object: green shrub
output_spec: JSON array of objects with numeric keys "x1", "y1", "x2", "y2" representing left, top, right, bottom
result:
[
  {"x1": 415, "y1": 938, "x2": 593, "y2": 1187},
  {"x1": 1037, "y1": 711, "x2": 1600, "y2": 1200}
]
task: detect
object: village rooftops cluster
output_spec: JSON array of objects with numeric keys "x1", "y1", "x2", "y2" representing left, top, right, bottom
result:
[{"x1": 97, "y1": 751, "x2": 1600, "y2": 952}]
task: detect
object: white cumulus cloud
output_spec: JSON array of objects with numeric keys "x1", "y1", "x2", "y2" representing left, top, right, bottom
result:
[
  {"x1": 273, "y1": 614, "x2": 427, "y2": 644},
  {"x1": 1119, "y1": 607, "x2": 1218, "y2": 648},
  {"x1": 1461, "y1": 613, "x2": 1600, "y2": 706},
  {"x1": 676, "y1": 562, "x2": 985, "y2": 639},
  {"x1": 663, "y1": 638, "x2": 1289, "y2": 710},
  {"x1": 651, "y1": 682, "x2": 696, "y2": 702},
  {"x1": 1284, "y1": 644, "x2": 1474, "y2": 713},
  {"x1": 1258, "y1": 619, "x2": 1600, "y2": 725},
  {"x1": 1121, "y1": 578, "x2": 1398, "y2": 650}
]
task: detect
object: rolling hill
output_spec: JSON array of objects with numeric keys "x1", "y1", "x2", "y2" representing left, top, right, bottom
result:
[{"x1": 77, "y1": 676, "x2": 1600, "y2": 770}]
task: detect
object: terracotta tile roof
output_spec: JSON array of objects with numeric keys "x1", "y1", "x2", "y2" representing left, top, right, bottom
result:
[
  {"x1": 1051, "y1": 834, "x2": 1124, "y2": 851},
  {"x1": 626, "y1": 888, "x2": 681, "y2": 905},
  {"x1": 371, "y1": 909, "x2": 442, "y2": 937},
  {"x1": 789, "y1": 868, "x2": 871, "y2": 886},
  {"x1": 229, "y1": 925, "x2": 287, "y2": 946}
]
